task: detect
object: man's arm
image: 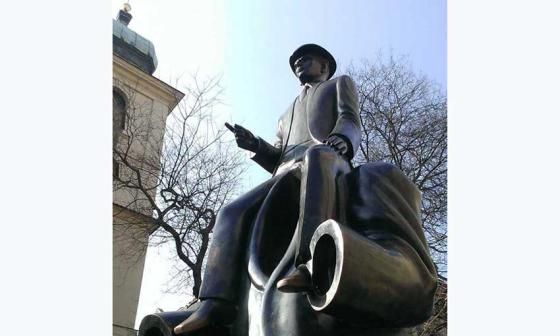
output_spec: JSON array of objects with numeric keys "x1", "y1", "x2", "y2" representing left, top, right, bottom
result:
[
  {"x1": 225, "y1": 122, "x2": 282, "y2": 174},
  {"x1": 327, "y1": 75, "x2": 361, "y2": 160},
  {"x1": 250, "y1": 119, "x2": 283, "y2": 174}
]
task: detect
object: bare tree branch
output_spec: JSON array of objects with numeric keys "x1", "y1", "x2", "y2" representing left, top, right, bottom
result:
[
  {"x1": 347, "y1": 55, "x2": 447, "y2": 335},
  {"x1": 113, "y1": 75, "x2": 246, "y2": 299}
]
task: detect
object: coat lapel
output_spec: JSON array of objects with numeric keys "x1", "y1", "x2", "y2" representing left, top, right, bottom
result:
[
  {"x1": 306, "y1": 80, "x2": 328, "y2": 143},
  {"x1": 282, "y1": 79, "x2": 332, "y2": 145}
]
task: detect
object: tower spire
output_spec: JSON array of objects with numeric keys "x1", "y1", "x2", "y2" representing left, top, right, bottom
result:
[{"x1": 116, "y1": 2, "x2": 132, "y2": 26}]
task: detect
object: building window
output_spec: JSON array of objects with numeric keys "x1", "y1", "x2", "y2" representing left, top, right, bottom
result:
[
  {"x1": 113, "y1": 89, "x2": 127, "y2": 147},
  {"x1": 113, "y1": 159, "x2": 120, "y2": 178}
]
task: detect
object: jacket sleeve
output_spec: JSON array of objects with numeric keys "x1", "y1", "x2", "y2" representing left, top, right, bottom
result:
[
  {"x1": 330, "y1": 75, "x2": 361, "y2": 159},
  {"x1": 250, "y1": 119, "x2": 283, "y2": 174}
]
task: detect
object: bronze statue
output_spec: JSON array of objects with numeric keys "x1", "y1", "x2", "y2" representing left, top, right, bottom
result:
[{"x1": 139, "y1": 44, "x2": 438, "y2": 336}]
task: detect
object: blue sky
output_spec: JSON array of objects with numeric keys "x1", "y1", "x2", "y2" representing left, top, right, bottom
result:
[
  {"x1": 111, "y1": 0, "x2": 446, "y2": 326},
  {"x1": 4, "y1": 2, "x2": 558, "y2": 334},
  {"x1": 223, "y1": 0, "x2": 446, "y2": 184}
]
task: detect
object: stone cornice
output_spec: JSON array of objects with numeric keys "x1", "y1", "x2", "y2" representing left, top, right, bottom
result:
[
  {"x1": 113, "y1": 54, "x2": 185, "y2": 114},
  {"x1": 112, "y1": 203, "x2": 158, "y2": 235}
]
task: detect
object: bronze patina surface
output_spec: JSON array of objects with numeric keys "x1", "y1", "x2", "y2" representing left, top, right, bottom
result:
[{"x1": 139, "y1": 44, "x2": 437, "y2": 336}]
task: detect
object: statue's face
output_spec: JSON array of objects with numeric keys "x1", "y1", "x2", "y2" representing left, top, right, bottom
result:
[{"x1": 294, "y1": 53, "x2": 328, "y2": 84}]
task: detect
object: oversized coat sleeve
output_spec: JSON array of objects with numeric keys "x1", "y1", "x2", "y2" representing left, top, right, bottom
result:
[
  {"x1": 330, "y1": 75, "x2": 361, "y2": 160},
  {"x1": 250, "y1": 118, "x2": 284, "y2": 174}
]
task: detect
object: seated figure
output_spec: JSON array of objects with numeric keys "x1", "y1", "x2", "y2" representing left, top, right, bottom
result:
[{"x1": 139, "y1": 44, "x2": 438, "y2": 336}]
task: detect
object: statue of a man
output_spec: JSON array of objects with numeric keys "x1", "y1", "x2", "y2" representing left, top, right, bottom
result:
[{"x1": 174, "y1": 43, "x2": 362, "y2": 334}]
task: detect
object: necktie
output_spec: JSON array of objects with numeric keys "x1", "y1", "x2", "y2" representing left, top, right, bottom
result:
[{"x1": 299, "y1": 84, "x2": 311, "y2": 102}]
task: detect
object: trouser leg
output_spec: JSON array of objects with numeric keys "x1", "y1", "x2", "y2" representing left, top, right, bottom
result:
[
  {"x1": 199, "y1": 176, "x2": 279, "y2": 302},
  {"x1": 295, "y1": 145, "x2": 351, "y2": 264},
  {"x1": 307, "y1": 221, "x2": 437, "y2": 326}
]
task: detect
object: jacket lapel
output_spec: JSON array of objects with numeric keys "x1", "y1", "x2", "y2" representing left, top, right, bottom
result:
[{"x1": 306, "y1": 80, "x2": 327, "y2": 143}]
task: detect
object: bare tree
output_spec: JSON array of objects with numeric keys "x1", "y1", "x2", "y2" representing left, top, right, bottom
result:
[
  {"x1": 413, "y1": 278, "x2": 447, "y2": 336},
  {"x1": 347, "y1": 56, "x2": 447, "y2": 335},
  {"x1": 113, "y1": 75, "x2": 246, "y2": 298},
  {"x1": 347, "y1": 56, "x2": 447, "y2": 274}
]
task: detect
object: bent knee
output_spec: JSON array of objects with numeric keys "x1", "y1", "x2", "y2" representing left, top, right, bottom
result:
[{"x1": 217, "y1": 200, "x2": 246, "y2": 222}]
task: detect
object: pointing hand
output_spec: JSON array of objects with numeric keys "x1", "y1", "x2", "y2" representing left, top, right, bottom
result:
[{"x1": 225, "y1": 122, "x2": 259, "y2": 152}]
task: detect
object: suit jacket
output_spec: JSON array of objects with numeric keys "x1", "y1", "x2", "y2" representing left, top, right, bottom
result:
[{"x1": 252, "y1": 75, "x2": 361, "y2": 174}]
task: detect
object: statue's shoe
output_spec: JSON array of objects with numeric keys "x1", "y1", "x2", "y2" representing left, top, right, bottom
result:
[
  {"x1": 173, "y1": 298, "x2": 237, "y2": 334},
  {"x1": 276, "y1": 265, "x2": 312, "y2": 293}
]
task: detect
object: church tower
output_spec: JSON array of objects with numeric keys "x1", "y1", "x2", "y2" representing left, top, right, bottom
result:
[{"x1": 112, "y1": 4, "x2": 184, "y2": 336}]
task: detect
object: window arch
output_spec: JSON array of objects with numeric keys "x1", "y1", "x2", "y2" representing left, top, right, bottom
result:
[
  {"x1": 113, "y1": 88, "x2": 127, "y2": 147},
  {"x1": 113, "y1": 87, "x2": 127, "y2": 178}
]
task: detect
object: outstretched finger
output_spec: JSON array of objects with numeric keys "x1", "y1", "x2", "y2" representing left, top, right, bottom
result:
[
  {"x1": 225, "y1": 122, "x2": 235, "y2": 133},
  {"x1": 233, "y1": 124, "x2": 246, "y2": 136}
]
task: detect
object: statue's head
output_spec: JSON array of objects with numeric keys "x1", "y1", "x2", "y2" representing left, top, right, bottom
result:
[{"x1": 290, "y1": 44, "x2": 337, "y2": 85}]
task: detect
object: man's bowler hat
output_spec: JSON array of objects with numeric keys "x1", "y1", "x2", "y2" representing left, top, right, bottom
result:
[{"x1": 289, "y1": 43, "x2": 337, "y2": 79}]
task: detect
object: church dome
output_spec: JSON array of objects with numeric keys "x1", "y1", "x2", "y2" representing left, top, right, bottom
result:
[{"x1": 112, "y1": 8, "x2": 158, "y2": 75}]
